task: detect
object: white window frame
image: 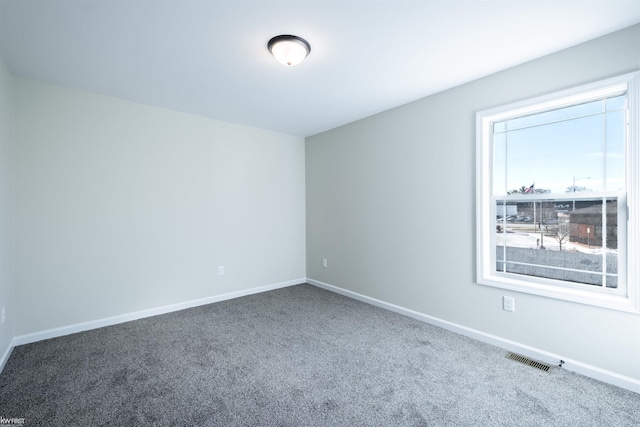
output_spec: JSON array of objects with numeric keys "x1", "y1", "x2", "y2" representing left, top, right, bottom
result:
[{"x1": 476, "y1": 71, "x2": 640, "y2": 313}]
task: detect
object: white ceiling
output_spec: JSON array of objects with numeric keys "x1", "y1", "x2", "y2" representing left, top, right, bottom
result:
[{"x1": 1, "y1": 1, "x2": 638, "y2": 137}]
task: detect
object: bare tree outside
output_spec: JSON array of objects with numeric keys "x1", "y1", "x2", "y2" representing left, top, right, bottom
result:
[
  {"x1": 507, "y1": 186, "x2": 551, "y2": 195},
  {"x1": 507, "y1": 185, "x2": 529, "y2": 195},
  {"x1": 548, "y1": 222, "x2": 576, "y2": 251},
  {"x1": 566, "y1": 185, "x2": 589, "y2": 193}
]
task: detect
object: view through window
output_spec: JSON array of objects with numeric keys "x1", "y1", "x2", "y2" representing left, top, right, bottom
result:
[
  {"x1": 493, "y1": 94, "x2": 625, "y2": 290},
  {"x1": 476, "y1": 72, "x2": 639, "y2": 311}
]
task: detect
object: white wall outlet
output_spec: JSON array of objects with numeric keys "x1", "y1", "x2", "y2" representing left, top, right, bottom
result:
[
  {"x1": 322, "y1": 258, "x2": 328, "y2": 268},
  {"x1": 503, "y1": 296, "x2": 515, "y2": 312},
  {"x1": 218, "y1": 266, "x2": 225, "y2": 276},
  {"x1": 1, "y1": 306, "x2": 5, "y2": 324}
]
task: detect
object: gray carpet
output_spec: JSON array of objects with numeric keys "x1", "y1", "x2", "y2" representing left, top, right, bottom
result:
[{"x1": 0, "y1": 284, "x2": 638, "y2": 426}]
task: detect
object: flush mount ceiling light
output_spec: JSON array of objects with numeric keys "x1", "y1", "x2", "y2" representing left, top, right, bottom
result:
[{"x1": 268, "y1": 35, "x2": 311, "y2": 67}]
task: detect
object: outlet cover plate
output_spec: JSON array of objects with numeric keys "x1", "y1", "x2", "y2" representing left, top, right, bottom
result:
[{"x1": 503, "y1": 296, "x2": 515, "y2": 312}]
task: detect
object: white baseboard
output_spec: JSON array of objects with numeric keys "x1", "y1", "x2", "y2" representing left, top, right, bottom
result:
[
  {"x1": 307, "y1": 278, "x2": 640, "y2": 395},
  {"x1": 0, "y1": 341, "x2": 13, "y2": 374},
  {"x1": 11, "y1": 278, "x2": 305, "y2": 348}
]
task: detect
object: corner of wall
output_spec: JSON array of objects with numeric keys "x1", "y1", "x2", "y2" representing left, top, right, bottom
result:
[{"x1": 0, "y1": 53, "x2": 17, "y2": 373}]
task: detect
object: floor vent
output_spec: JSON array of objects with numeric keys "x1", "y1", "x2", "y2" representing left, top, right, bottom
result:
[{"x1": 506, "y1": 352, "x2": 552, "y2": 372}]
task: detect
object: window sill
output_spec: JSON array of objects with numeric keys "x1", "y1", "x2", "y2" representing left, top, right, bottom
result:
[{"x1": 478, "y1": 274, "x2": 640, "y2": 314}]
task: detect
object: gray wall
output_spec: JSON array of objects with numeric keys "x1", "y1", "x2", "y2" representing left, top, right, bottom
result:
[
  {"x1": 14, "y1": 77, "x2": 306, "y2": 336},
  {"x1": 0, "y1": 55, "x2": 16, "y2": 362},
  {"x1": 306, "y1": 25, "x2": 640, "y2": 381}
]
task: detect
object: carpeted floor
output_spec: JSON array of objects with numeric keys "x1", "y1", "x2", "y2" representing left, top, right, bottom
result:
[{"x1": 0, "y1": 284, "x2": 638, "y2": 426}]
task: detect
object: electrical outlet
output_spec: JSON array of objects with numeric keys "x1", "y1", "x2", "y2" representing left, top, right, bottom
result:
[
  {"x1": 218, "y1": 266, "x2": 225, "y2": 276},
  {"x1": 322, "y1": 258, "x2": 328, "y2": 268},
  {"x1": 503, "y1": 296, "x2": 515, "y2": 312}
]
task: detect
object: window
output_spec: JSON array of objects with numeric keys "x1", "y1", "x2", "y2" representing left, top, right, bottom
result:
[{"x1": 476, "y1": 72, "x2": 639, "y2": 312}]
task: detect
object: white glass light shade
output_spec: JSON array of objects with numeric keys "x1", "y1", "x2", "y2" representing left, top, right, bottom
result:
[{"x1": 268, "y1": 35, "x2": 310, "y2": 67}]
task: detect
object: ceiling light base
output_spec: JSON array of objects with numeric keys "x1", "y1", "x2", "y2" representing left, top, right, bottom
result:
[{"x1": 268, "y1": 35, "x2": 311, "y2": 67}]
